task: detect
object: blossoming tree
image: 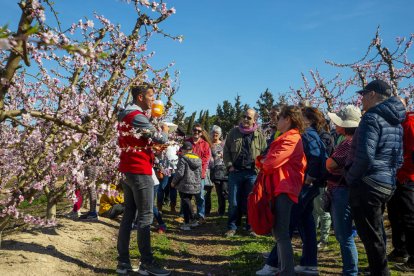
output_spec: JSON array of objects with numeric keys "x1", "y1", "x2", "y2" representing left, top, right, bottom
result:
[{"x1": 0, "y1": 0, "x2": 180, "y2": 232}]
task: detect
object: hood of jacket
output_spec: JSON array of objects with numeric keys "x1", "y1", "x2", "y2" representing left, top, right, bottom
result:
[
  {"x1": 368, "y1": 96, "x2": 406, "y2": 125},
  {"x1": 182, "y1": 153, "x2": 202, "y2": 170},
  {"x1": 118, "y1": 103, "x2": 145, "y2": 121}
]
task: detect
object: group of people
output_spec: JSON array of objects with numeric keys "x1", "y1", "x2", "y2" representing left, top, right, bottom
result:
[{"x1": 113, "y1": 79, "x2": 412, "y2": 276}]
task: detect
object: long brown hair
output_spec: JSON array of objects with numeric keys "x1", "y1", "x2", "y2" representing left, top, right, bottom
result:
[
  {"x1": 279, "y1": 106, "x2": 305, "y2": 134},
  {"x1": 302, "y1": 107, "x2": 327, "y2": 133},
  {"x1": 193, "y1": 123, "x2": 212, "y2": 147}
]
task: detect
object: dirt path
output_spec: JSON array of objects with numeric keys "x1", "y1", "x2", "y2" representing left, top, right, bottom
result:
[{"x1": 0, "y1": 211, "x2": 410, "y2": 275}]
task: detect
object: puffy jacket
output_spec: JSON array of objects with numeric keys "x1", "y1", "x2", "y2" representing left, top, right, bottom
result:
[
  {"x1": 223, "y1": 127, "x2": 267, "y2": 172},
  {"x1": 186, "y1": 137, "x2": 211, "y2": 179},
  {"x1": 172, "y1": 153, "x2": 203, "y2": 194},
  {"x1": 259, "y1": 128, "x2": 307, "y2": 203},
  {"x1": 346, "y1": 96, "x2": 405, "y2": 187},
  {"x1": 397, "y1": 112, "x2": 414, "y2": 183}
]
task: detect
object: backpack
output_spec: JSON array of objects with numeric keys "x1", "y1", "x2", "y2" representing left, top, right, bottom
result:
[{"x1": 247, "y1": 172, "x2": 274, "y2": 235}]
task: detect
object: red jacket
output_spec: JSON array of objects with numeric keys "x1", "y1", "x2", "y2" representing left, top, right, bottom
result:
[
  {"x1": 118, "y1": 110, "x2": 154, "y2": 175},
  {"x1": 259, "y1": 128, "x2": 306, "y2": 203},
  {"x1": 397, "y1": 112, "x2": 414, "y2": 183},
  {"x1": 187, "y1": 137, "x2": 211, "y2": 179}
]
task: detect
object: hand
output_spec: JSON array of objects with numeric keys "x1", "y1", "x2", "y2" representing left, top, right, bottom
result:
[
  {"x1": 170, "y1": 183, "x2": 175, "y2": 188},
  {"x1": 161, "y1": 123, "x2": 169, "y2": 133},
  {"x1": 228, "y1": 166, "x2": 235, "y2": 172}
]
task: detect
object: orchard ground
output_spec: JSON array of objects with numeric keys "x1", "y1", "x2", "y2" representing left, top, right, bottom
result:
[{"x1": 0, "y1": 190, "x2": 411, "y2": 276}]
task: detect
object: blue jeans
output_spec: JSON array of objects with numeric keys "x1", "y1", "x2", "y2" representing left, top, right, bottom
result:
[
  {"x1": 195, "y1": 179, "x2": 206, "y2": 218},
  {"x1": 117, "y1": 173, "x2": 154, "y2": 265},
  {"x1": 153, "y1": 185, "x2": 165, "y2": 227},
  {"x1": 330, "y1": 187, "x2": 358, "y2": 276},
  {"x1": 227, "y1": 169, "x2": 257, "y2": 230},
  {"x1": 157, "y1": 174, "x2": 177, "y2": 206}
]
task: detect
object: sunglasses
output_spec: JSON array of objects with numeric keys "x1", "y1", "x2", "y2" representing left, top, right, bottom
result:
[
  {"x1": 243, "y1": 115, "x2": 253, "y2": 120},
  {"x1": 193, "y1": 129, "x2": 202, "y2": 133}
]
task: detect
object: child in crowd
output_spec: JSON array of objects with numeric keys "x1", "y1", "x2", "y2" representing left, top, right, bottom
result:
[
  {"x1": 99, "y1": 181, "x2": 125, "y2": 219},
  {"x1": 171, "y1": 141, "x2": 202, "y2": 230}
]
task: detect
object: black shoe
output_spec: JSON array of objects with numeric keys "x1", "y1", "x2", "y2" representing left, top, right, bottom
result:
[
  {"x1": 139, "y1": 261, "x2": 171, "y2": 276},
  {"x1": 388, "y1": 249, "x2": 409, "y2": 263},
  {"x1": 116, "y1": 262, "x2": 138, "y2": 274}
]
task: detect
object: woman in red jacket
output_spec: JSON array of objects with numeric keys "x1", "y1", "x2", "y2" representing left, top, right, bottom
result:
[{"x1": 256, "y1": 106, "x2": 307, "y2": 276}]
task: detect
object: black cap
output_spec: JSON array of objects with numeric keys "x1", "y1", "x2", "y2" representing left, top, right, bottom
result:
[
  {"x1": 357, "y1": 79, "x2": 391, "y2": 97},
  {"x1": 181, "y1": 141, "x2": 193, "y2": 151}
]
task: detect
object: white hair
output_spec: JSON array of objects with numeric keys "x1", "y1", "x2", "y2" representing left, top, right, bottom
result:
[{"x1": 210, "y1": 125, "x2": 222, "y2": 138}]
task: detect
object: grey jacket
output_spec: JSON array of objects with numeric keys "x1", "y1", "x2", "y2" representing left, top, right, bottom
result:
[{"x1": 172, "y1": 153, "x2": 202, "y2": 194}]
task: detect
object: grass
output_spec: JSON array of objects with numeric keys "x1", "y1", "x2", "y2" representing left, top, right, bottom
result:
[{"x1": 5, "y1": 185, "x2": 410, "y2": 275}]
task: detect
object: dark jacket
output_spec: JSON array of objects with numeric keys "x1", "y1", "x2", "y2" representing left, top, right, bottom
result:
[
  {"x1": 302, "y1": 126, "x2": 327, "y2": 182},
  {"x1": 345, "y1": 96, "x2": 406, "y2": 188},
  {"x1": 223, "y1": 127, "x2": 267, "y2": 172},
  {"x1": 172, "y1": 153, "x2": 202, "y2": 194}
]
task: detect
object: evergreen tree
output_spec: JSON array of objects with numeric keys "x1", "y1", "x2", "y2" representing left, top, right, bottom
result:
[{"x1": 255, "y1": 88, "x2": 274, "y2": 126}]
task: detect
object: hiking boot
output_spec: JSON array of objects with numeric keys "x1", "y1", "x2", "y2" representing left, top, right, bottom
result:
[
  {"x1": 294, "y1": 265, "x2": 318, "y2": 275},
  {"x1": 116, "y1": 262, "x2": 139, "y2": 274},
  {"x1": 79, "y1": 211, "x2": 98, "y2": 220},
  {"x1": 256, "y1": 264, "x2": 280, "y2": 275},
  {"x1": 225, "y1": 229, "x2": 236, "y2": 238},
  {"x1": 388, "y1": 249, "x2": 409, "y2": 263},
  {"x1": 139, "y1": 260, "x2": 171, "y2": 276},
  {"x1": 198, "y1": 217, "x2": 206, "y2": 225},
  {"x1": 180, "y1": 224, "x2": 191, "y2": 231}
]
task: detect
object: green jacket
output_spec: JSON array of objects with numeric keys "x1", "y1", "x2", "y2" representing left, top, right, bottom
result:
[{"x1": 223, "y1": 127, "x2": 267, "y2": 172}]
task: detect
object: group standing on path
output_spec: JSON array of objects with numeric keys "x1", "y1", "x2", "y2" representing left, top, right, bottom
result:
[{"x1": 85, "y1": 79, "x2": 414, "y2": 276}]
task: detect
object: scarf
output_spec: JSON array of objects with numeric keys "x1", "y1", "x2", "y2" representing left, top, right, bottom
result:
[{"x1": 238, "y1": 123, "x2": 258, "y2": 134}]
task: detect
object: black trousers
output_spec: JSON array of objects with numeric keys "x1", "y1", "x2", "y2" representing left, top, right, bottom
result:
[
  {"x1": 387, "y1": 181, "x2": 414, "y2": 257},
  {"x1": 179, "y1": 192, "x2": 195, "y2": 224},
  {"x1": 214, "y1": 180, "x2": 228, "y2": 216},
  {"x1": 349, "y1": 180, "x2": 393, "y2": 276}
]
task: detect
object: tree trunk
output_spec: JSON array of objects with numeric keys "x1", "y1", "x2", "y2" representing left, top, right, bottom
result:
[{"x1": 46, "y1": 194, "x2": 57, "y2": 220}]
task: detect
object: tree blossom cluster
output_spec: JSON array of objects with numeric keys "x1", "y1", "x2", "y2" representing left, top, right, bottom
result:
[
  {"x1": 0, "y1": 0, "x2": 180, "y2": 227},
  {"x1": 288, "y1": 29, "x2": 414, "y2": 112}
]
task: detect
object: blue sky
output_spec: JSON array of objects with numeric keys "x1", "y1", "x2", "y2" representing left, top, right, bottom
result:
[{"x1": 2, "y1": 0, "x2": 413, "y2": 115}]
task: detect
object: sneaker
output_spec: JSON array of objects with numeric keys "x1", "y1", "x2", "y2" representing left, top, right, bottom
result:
[
  {"x1": 256, "y1": 264, "x2": 280, "y2": 275},
  {"x1": 79, "y1": 211, "x2": 98, "y2": 220},
  {"x1": 116, "y1": 262, "x2": 139, "y2": 274},
  {"x1": 249, "y1": 231, "x2": 259, "y2": 237},
  {"x1": 139, "y1": 260, "x2": 171, "y2": 276},
  {"x1": 180, "y1": 224, "x2": 191, "y2": 231},
  {"x1": 225, "y1": 229, "x2": 236, "y2": 238},
  {"x1": 65, "y1": 211, "x2": 80, "y2": 219},
  {"x1": 157, "y1": 225, "x2": 166, "y2": 234},
  {"x1": 388, "y1": 249, "x2": 409, "y2": 263},
  {"x1": 394, "y1": 262, "x2": 414, "y2": 272},
  {"x1": 189, "y1": 220, "x2": 199, "y2": 227},
  {"x1": 317, "y1": 241, "x2": 328, "y2": 250},
  {"x1": 262, "y1": 252, "x2": 271, "y2": 259},
  {"x1": 294, "y1": 265, "x2": 318, "y2": 275}
]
